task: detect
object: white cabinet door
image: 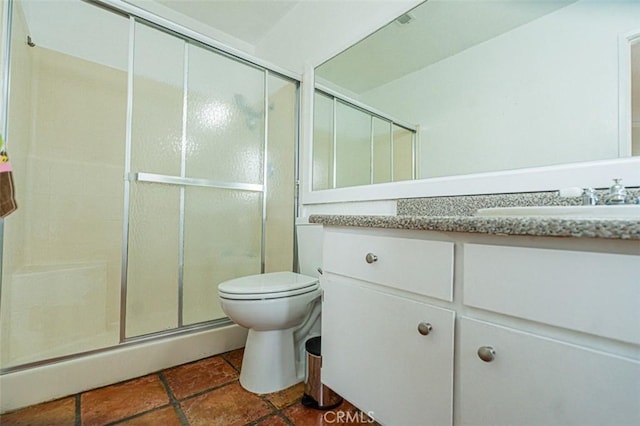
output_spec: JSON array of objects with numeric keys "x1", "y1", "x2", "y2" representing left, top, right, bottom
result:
[
  {"x1": 322, "y1": 276, "x2": 455, "y2": 426},
  {"x1": 459, "y1": 317, "x2": 640, "y2": 426}
]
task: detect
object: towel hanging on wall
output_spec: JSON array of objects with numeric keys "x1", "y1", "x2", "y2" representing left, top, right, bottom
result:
[{"x1": 0, "y1": 135, "x2": 17, "y2": 218}]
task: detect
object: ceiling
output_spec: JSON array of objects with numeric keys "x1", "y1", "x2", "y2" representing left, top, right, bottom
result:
[
  {"x1": 155, "y1": 0, "x2": 301, "y2": 46},
  {"x1": 125, "y1": 0, "x2": 421, "y2": 73},
  {"x1": 147, "y1": 1, "x2": 578, "y2": 95}
]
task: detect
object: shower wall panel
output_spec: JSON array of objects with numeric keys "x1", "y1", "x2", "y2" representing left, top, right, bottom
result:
[
  {"x1": 0, "y1": 0, "x2": 30, "y2": 291},
  {"x1": 1, "y1": 0, "x2": 33, "y2": 368},
  {"x1": 1, "y1": 0, "x2": 128, "y2": 368}
]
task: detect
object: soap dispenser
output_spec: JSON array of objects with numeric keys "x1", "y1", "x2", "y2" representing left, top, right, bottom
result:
[{"x1": 604, "y1": 178, "x2": 628, "y2": 205}]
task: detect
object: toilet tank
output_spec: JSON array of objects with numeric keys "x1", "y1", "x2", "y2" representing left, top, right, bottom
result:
[{"x1": 296, "y1": 221, "x2": 323, "y2": 278}]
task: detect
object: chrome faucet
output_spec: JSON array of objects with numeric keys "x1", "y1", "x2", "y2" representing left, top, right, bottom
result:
[
  {"x1": 604, "y1": 178, "x2": 629, "y2": 205},
  {"x1": 581, "y1": 188, "x2": 598, "y2": 205}
]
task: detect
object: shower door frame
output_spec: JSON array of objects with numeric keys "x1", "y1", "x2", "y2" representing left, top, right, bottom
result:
[{"x1": 0, "y1": 0, "x2": 301, "y2": 373}]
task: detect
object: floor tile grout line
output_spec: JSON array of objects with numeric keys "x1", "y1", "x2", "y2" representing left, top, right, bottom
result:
[
  {"x1": 174, "y1": 377, "x2": 241, "y2": 404},
  {"x1": 221, "y1": 350, "x2": 242, "y2": 374},
  {"x1": 158, "y1": 371, "x2": 180, "y2": 405},
  {"x1": 98, "y1": 373, "x2": 179, "y2": 426},
  {"x1": 258, "y1": 393, "x2": 280, "y2": 412},
  {"x1": 75, "y1": 394, "x2": 82, "y2": 426},
  {"x1": 157, "y1": 371, "x2": 191, "y2": 426},
  {"x1": 105, "y1": 404, "x2": 173, "y2": 426},
  {"x1": 246, "y1": 412, "x2": 294, "y2": 426},
  {"x1": 253, "y1": 384, "x2": 309, "y2": 426},
  {"x1": 280, "y1": 413, "x2": 297, "y2": 426}
]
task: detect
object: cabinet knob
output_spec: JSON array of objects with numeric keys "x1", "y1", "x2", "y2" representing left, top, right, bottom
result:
[
  {"x1": 417, "y1": 322, "x2": 433, "y2": 336},
  {"x1": 477, "y1": 346, "x2": 496, "y2": 362},
  {"x1": 365, "y1": 253, "x2": 378, "y2": 264}
]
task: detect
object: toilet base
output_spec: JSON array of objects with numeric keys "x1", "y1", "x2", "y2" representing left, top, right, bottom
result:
[{"x1": 239, "y1": 327, "x2": 299, "y2": 394}]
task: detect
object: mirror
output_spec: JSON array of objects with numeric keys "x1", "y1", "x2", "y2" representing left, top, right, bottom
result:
[{"x1": 313, "y1": 0, "x2": 640, "y2": 190}]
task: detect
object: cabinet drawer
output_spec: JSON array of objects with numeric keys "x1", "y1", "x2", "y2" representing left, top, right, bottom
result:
[
  {"x1": 323, "y1": 228, "x2": 454, "y2": 301},
  {"x1": 463, "y1": 244, "x2": 640, "y2": 344},
  {"x1": 459, "y1": 317, "x2": 640, "y2": 426}
]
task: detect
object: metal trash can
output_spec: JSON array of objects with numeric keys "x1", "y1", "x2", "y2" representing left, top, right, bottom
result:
[{"x1": 301, "y1": 336, "x2": 343, "y2": 410}]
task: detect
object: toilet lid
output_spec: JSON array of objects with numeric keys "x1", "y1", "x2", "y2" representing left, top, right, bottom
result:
[{"x1": 218, "y1": 271, "x2": 319, "y2": 299}]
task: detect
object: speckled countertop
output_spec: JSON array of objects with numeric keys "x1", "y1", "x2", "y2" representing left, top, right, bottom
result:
[{"x1": 309, "y1": 191, "x2": 640, "y2": 240}]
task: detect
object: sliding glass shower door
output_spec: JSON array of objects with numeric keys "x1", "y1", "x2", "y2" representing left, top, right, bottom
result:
[
  {"x1": 125, "y1": 21, "x2": 296, "y2": 338},
  {"x1": 1, "y1": 0, "x2": 298, "y2": 370}
]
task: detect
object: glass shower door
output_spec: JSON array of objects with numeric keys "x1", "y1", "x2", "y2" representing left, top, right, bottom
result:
[
  {"x1": 126, "y1": 23, "x2": 183, "y2": 337},
  {"x1": 125, "y1": 22, "x2": 292, "y2": 337},
  {"x1": 0, "y1": 1, "x2": 298, "y2": 369},
  {"x1": 181, "y1": 44, "x2": 265, "y2": 326}
]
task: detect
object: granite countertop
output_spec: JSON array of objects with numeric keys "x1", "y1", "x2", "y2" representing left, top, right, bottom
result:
[
  {"x1": 308, "y1": 214, "x2": 640, "y2": 240},
  {"x1": 308, "y1": 191, "x2": 640, "y2": 240}
]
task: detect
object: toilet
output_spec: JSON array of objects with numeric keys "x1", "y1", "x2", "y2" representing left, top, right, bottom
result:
[{"x1": 218, "y1": 222, "x2": 323, "y2": 394}]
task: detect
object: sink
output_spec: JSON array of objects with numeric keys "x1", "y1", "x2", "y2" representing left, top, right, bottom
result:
[{"x1": 475, "y1": 205, "x2": 640, "y2": 219}]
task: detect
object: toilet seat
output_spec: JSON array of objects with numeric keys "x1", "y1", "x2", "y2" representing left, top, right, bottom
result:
[{"x1": 218, "y1": 271, "x2": 319, "y2": 300}]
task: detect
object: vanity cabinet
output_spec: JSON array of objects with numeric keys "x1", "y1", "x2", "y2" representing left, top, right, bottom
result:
[
  {"x1": 321, "y1": 228, "x2": 455, "y2": 425},
  {"x1": 320, "y1": 226, "x2": 640, "y2": 426}
]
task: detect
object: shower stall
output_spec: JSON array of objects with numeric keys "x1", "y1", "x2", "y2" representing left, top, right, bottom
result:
[{"x1": 0, "y1": 0, "x2": 298, "y2": 373}]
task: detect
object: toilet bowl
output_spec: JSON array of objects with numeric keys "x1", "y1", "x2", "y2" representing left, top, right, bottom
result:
[
  {"x1": 217, "y1": 222, "x2": 323, "y2": 394},
  {"x1": 219, "y1": 272, "x2": 321, "y2": 393}
]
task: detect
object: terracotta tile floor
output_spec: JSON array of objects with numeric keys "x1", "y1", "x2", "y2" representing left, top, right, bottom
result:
[{"x1": 0, "y1": 348, "x2": 378, "y2": 426}]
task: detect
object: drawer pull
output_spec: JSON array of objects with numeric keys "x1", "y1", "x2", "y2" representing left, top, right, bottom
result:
[
  {"x1": 417, "y1": 322, "x2": 433, "y2": 336},
  {"x1": 477, "y1": 346, "x2": 496, "y2": 362},
  {"x1": 365, "y1": 253, "x2": 378, "y2": 264}
]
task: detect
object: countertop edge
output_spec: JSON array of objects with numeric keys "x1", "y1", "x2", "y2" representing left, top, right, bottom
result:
[{"x1": 308, "y1": 214, "x2": 640, "y2": 240}]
